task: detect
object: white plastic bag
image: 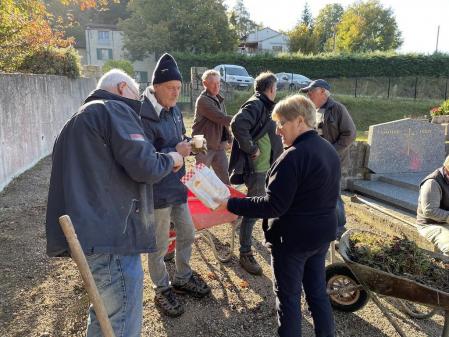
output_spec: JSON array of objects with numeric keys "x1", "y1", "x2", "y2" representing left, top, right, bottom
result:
[{"x1": 181, "y1": 164, "x2": 230, "y2": 209}]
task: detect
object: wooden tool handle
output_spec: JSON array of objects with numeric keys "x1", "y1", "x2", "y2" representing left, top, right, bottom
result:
[{"x1": 59, "y1": 215, "x2": 116, "y2": 337}]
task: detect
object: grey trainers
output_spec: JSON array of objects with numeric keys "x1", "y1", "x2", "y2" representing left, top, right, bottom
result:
[
  {"x1": 240, "y1": 252, "x2": 263, "y2": 275},
  {"x1": 154, "y1": 288, "x2": 185, "y2": 317},
  {"x1": 172, "y1": 273, "x2": 211, "y2": 298}
]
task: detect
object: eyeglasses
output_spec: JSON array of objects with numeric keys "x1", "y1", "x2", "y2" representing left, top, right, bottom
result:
[{"x1": 275, "y1": 119, "x2": 289, "y2": 129}]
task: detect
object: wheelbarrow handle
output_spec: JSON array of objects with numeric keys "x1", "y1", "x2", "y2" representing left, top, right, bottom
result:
[{"x1": 59, "y1": 215, "x2": 116, "y2": 337}]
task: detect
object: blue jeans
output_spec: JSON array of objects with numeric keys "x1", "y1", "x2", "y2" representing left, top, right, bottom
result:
[
  {"x1": 336, "y1": 195, "x2": 346, "y2": 239},
  {"x1": 240, "y1": 172, "x2": 266, "y2": 253},
  {"x1": 271, "y1": 243, "x2": 335, "y2": 337},
  {"x1": 147, "y1": 203, "x2": 196, "y2": 291},
  {"x1": 85, "y1": 254, "x2": 143, "y2": 337}
]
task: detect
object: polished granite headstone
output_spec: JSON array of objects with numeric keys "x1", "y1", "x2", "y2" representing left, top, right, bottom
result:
[{"x1": 366, "y1": 118, "x2": 445, "y2": 174}]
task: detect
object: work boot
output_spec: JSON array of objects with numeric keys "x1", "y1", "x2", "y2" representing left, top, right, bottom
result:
[
  {"x1": 239, "y1": 252, "x2": 263, "y2": 275},
  {"x1": 154, "y1": 288, "x2": 184, "y2": 317},
  {"x1": 172, "y1": 273, "x2": 211, "y2": 298}
]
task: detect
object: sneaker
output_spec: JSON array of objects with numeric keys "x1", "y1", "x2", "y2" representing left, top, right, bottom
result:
[
  {"x1": 172, "y1": 274, "x2": 211, "y2": 298},
  {"x1": 154, "y1": 288, "x2": 184, "y2": 317},
  {"x1": 240, "y1": 252, "x2": 263, "y2": 275}
]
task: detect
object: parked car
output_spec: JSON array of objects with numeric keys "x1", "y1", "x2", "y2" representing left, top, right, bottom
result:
[
  {"x1": 214, "y1": 64, "x2": 254, "y2": 89},
  {"x1": 275, "y1": 72, "x2": 311, "y2": 90}
]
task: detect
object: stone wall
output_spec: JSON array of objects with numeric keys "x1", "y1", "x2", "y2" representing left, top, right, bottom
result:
[{"x1": 0, "y1": 74, "x2": 96, "y2": 191}]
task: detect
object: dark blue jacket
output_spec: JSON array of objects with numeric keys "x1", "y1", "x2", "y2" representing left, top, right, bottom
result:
[
  {"x1": 227, "y1": 130, "x2": 340, "y2": 252},
  {"x1": 46, "y1": 89, "x2": 174, "y2": 257},
  {"x1": 140, "y1": 96, "x2": 188, "y2": 208}
]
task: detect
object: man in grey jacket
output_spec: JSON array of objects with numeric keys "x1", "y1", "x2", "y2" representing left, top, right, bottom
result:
[
  {"x1": 417, "y1": 156, "x2": 449, "y2": 255},
  {"x1": 46, "y1": 69, "x2": 183, "y2": 337},
  {"x1": 192, "y1": 69, "x2": 232, "y2": 184},
  {"x1": 301, "y1": 79, "x2": 356, "y2": 238}
]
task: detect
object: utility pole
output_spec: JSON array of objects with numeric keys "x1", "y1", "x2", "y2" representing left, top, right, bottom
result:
[{"x1": 435, "y1": 25, "x2": 440, "y2": 53}]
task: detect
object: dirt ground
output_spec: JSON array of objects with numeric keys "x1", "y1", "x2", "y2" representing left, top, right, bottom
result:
[{"x1": 0, "y1": 156, "x2": 447, "y2": 337}]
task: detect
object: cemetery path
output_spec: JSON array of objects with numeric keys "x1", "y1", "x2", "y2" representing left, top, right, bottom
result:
[{"x1": 0, "y1": 156, "x2": 446, "y2": 337}]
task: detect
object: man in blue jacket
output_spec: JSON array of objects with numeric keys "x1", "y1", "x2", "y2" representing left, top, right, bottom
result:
[
  {"x1": 140, "y1": 53, "x2": 211, "y2": 318},
  {"x1": 46, "y1": 69, "x2": 183, "y2": 337}
]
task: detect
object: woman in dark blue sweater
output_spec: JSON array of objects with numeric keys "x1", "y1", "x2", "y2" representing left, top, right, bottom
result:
[{"x1": 218, "y1": 94, "x2": 340, "y2": 337}]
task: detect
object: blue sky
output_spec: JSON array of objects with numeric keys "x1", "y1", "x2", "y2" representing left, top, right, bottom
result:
[{"x1": 224, "y1": 0, "x2": 449, "y2": 54}]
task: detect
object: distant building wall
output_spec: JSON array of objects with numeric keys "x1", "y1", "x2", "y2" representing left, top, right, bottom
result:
[
  {"x1": 85, "y1": 25, "x2": 156, "y2": 84},
  {"x1": 0, "y1": 73, "x2": 96, "y2": 192}
]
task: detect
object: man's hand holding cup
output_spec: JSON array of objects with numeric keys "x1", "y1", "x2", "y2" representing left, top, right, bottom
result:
[
  {"x1": 175, "y1": 140, "x2": 192, "y2": 157},
  {"x1": 191, "y1": 134, "x2": 208, "y2": 155}
]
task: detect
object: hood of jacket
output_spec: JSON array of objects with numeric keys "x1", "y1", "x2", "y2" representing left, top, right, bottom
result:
[
  {"x1": 84, "y1": 89, "x2": 141, "y2": 114},
  {"x1": 255, "y1": 92, "x2": 275, "y2": 112}
]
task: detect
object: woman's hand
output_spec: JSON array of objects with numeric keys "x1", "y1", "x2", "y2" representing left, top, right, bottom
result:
[{"x1": 214, "y1": 198, "x2": 229, "y2": 211}]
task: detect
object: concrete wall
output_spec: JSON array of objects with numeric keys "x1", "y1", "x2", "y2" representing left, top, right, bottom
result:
[{"x1": 0, "y1": 74, "x2": 96, "y2": 192}]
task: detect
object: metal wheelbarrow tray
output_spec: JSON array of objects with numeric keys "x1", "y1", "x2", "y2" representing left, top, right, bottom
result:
[{"x1": 336, "y1": 229, "x2": 449, "y2": 336}]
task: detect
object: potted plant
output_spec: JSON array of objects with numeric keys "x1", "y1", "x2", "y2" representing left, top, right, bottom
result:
[{"x1": 431, "y1": 99, "x2": 449, "y2": 123}]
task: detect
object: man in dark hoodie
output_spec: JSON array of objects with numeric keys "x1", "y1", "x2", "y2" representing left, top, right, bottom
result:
[
  {"x1": 46, "y1": 69, "x2": 183, "y2": 337},
  {"x1": 140, "y1": 53, "x2": 211, "y2": 318},
  {"x1": 228, "y1": 71, "x2": 283, "y2": 275}
]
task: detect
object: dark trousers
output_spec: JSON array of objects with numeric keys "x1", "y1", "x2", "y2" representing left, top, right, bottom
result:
[
  {"x1": 239, "y1": 172, "x2": 266, "y2": 253},
  {"x1": 271, "y1": 242, "x2": 335, "y2": 337}
]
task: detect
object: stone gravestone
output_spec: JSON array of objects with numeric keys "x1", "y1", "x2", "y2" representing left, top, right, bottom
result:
[{"x1": 366, "y1": 118, "x2": 445, "y2": 174}]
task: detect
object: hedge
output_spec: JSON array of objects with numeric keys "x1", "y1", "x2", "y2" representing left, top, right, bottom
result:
[
  {"x1": 172, "y1": 52, "x2": 449, "y2": 80},
  {"x1": 18, "y1": 47, "x2": 81, "y2": 79}
]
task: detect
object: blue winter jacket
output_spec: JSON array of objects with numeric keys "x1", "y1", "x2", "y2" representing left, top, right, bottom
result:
[
  {"x1": 46, "y1": 89, "x2": 174, "y2": 257},
  {"x1": 140, "y1": 95, "x2": 188, "y2": 208}
]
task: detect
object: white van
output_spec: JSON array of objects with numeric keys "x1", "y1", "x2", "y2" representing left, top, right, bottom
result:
[{"x1": 214, "y1": 64, "x2": 254, "y2": 89}]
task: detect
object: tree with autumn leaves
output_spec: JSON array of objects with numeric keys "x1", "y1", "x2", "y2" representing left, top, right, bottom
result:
[{"x1": 0, "y1": 0, "x2": 107, "y2": 75}]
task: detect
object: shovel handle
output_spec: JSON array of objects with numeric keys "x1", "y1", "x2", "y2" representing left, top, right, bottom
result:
[{"x1": 59, "y1": 215, "x2": 116, "y2": 337}]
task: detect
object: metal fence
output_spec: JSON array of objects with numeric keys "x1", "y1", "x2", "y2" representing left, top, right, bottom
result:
[{"x1": 324, "y1": 76, "x2": 449, "y2": 100}]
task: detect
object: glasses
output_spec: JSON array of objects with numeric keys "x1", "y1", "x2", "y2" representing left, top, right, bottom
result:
[{"x1": 275, "y1": 119, "x2": 289, "y2": 129}]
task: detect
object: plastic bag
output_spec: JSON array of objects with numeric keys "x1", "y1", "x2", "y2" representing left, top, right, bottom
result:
[{"x1": 181, "y1": 164, "x2": 230, "y2": 209}]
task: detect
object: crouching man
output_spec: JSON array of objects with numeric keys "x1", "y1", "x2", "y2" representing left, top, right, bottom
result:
[{"x1": 417, "y1": 156, "x2": 449, "y2": 255}]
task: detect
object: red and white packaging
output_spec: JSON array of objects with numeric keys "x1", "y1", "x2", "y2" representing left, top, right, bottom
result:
[{"x1": 181, "y1": 164, "x2": 230, "y2": 209}]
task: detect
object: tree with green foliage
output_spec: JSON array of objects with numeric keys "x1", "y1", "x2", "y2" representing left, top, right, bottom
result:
[
  {"x1": 228, "y1": 0, "x2": 260, "y2": 39},
  {"x1": 314, "y1": 3, "x2": 344, "y2": 52},
  {"x1": 300, "y1": 2, "x2": 313, "y2": 29},
  {"x1": 119, "y1": 0, "x2": 237, "y2": 59},
  {"x1": 336, "y1": 0, "x2": 402, "y2": 52},
  {"x1": 102, "y1": 59, "x2": 134, "y2": 76},
  {"x1": 288, "y1": 2, "x2": 318, "y2": 54}
]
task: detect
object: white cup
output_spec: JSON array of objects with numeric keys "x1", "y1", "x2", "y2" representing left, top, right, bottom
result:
[{"x1": 193, "y1": 135, "x2": 204, "y2": 148}]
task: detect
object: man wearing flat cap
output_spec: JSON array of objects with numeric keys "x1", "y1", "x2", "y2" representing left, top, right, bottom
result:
[
  {"x1": 140, "y1": 53, "x2": 210, "y2": 318},
  {"x1": 300, "y1": 79, "x2": 356, "y2": 238}
]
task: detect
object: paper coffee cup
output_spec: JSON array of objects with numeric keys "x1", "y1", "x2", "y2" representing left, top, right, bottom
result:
[{"x1": 193, "y1": 135, "x2": 204, "y2": 148}]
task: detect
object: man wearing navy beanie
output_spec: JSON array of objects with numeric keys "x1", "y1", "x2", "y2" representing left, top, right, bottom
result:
[{"x1": 140, "y1": 53, "x2": 211, "y2": 318}]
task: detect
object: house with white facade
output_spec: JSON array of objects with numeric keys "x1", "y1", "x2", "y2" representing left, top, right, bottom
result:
[
  {"x1": 240, "y1": 27, "x2": 289, "y2": 54},
  {"x1": 81, "y1": 24, "x2": 156, "y2": 83}
]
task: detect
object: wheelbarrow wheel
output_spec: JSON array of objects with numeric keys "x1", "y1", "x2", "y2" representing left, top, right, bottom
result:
[{"x1": 326, "y1": 263, "x2": 369, "y2": 312}]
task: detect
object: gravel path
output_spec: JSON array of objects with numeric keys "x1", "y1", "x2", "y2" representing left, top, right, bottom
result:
[{"x1": 0, "y1": 156, "x2": 447, "y2": 337}]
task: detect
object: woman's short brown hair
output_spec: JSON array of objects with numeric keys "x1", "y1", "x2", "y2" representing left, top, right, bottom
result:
[{"x1": 272, "y1": 94, "x2": 316, "y2": 128}]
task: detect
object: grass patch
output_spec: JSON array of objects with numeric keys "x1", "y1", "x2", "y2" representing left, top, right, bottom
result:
[{"x1": 222, "y1": 91, "x2": 441, "y2": 134}]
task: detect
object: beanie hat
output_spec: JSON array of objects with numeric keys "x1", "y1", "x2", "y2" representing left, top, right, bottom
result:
[{"x1": 151, "y1": 53, "x2": 182, "y2": 85}]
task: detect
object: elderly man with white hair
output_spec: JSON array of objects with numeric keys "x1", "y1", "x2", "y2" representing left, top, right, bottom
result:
[
  {"x1": 300, "y1": 79, "x2": 356, "y2": 239},
  {"x1": 417, "y1": 155, "x2": 449, "y2": 255},
  {"x1": 46, "y1": 69, "x2": 183, "y2": 337}
]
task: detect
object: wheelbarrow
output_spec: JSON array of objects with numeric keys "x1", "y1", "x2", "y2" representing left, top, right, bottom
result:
[{"x1": 326, "y1": 229, "x2": 449, "y2": 337}]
